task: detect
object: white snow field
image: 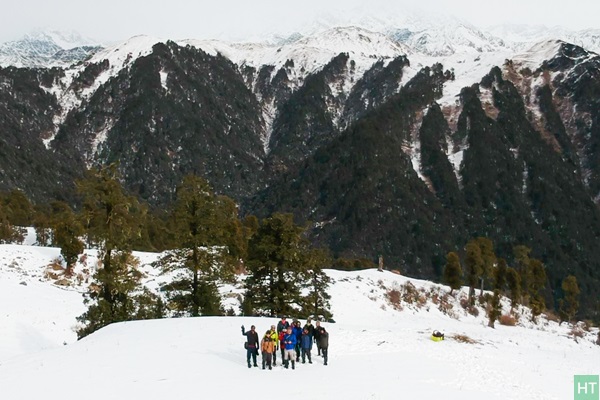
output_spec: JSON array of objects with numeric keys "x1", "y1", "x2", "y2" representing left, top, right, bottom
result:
[{"x1": 0, "y1": 242, "x2": 598, "y2": 400}]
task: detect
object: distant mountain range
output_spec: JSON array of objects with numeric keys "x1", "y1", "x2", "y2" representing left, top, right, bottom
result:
[
  {"x1": 1, "y1": 22, "x2": 600, "y2": 318},
  {"x1": 0, "y1": 30, "x2": 102, "y2": 68}
]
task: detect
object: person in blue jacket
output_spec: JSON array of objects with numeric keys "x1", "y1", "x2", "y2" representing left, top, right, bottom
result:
[
  {"x1": 282, "y1": 326, "x2": 297, "y2": 370},
  {"x1": 301, "y1": 328, "x2": 313, "y2": 364}
]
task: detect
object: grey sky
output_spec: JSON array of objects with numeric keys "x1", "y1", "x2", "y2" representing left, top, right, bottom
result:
[{"x1": 2, "y1": 0, "x2": 600, "y2": 44}]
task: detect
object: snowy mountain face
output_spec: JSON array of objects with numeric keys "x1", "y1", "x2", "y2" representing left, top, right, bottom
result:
[
  {"x1": 0, "y1": 31, "x2": 102, "y2": 68},
  {"x1": 3, "y1": 25, "x2": 600, "y2": 317}
]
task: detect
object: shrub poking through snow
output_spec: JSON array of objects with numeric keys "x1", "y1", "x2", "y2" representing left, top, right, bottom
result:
[
  {"x1": 499, "y1": 314, "x2": 517, "y2": 326},
  {"x1": 451, "y1": 334, "x2": 477, "y2": 344},
  {"x1": 387, "y1": 288, "x2": 402, "y2": 311},
  {"x1": 569, "y1": 326, "x2": 585, "y2": 341}
]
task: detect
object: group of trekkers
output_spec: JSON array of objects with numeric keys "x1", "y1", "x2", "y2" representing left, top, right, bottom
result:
[{"x1": 241, "y1": 316, "x2": 329, "y2": 370}]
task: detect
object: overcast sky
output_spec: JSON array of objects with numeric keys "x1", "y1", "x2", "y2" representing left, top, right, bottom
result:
[{"x1": 2, "y1": 0, "x2": 600, "y2": 44}]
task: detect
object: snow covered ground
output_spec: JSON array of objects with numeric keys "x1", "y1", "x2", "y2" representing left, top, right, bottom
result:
[{"x1": 0, "y1": 241, "x2": 598, "y2": 399}]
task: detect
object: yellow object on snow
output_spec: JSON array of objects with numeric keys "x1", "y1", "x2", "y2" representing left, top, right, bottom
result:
[{"x1": 431, "y1": 330, "x2": 445, "y2": 341}]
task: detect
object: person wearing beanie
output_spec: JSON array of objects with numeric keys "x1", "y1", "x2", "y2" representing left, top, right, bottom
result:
[
  {"x1": 268, "y1": 325, "x2": 279, "y2": 366},
  {"x1": 301, "y1": 328, "x2": 313, "y2": 364},
  {"x1": 261, "y1": 331, "x2": 275, "y2": 370},
  {"x1": 276, "y1": 316, "x2": 289, "y2": 334},
  {"x1": 303, "y1": 318, "x2": 315, "y2": 341},
  {"x1": 313, "y1": 321, "x2": 322, "y2": 356},
  {"x1": 282, "y1": 326, "x2": 297, "y2": 370}
]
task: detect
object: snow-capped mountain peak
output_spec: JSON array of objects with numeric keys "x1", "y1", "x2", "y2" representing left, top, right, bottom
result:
[{"x1": 0, "y1": 30, "x2": 102, "y2": 68}]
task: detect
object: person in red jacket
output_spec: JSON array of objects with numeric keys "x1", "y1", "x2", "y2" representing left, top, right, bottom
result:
[{"x1": 278, "y1": 328, "x2": 287, "y2": 363}]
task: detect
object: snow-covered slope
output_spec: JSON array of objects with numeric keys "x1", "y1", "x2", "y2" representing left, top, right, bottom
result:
[{"x1": 0, "y1": 240, "x2": 598, "y2": 400}]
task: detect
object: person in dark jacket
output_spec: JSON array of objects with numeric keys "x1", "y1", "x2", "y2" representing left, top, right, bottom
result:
[
  {"x1": 241, "y1": 325, "x2": 259, "y2": 368},
  {"x1": 292, "y1": 321, "x2": 303, "y2": 362},
  {"x1": 282, "y1": 326, "x2": 297, "y2": 370},
  {"x1": 303, "y1": 318, "x2": 315, "y2": 339},
  {"x1": 276, "y1": 316, "x2": 289, "y2": 334},
  {"x1": 317, "y1": 327, "x2": 329, "y2": 366},
  {"x1": 300, "y1": 328, "x2": 313, "y2": 364},
  {"x1": 313, "y1": 321, "x2": 322, "y2": 356}
]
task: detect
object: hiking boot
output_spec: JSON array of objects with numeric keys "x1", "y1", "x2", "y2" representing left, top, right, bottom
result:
[
  {"x1": 292, "y1": 362, "x2": 295, "y2": 370},
  {"x1": 248, "y1": 364, "x2": 251, "y2": 368},
  {"x1": 269, "y1": 366, "x2": 272, "y2": 370}
]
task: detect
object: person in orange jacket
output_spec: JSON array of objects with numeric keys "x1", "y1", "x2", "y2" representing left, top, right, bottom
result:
[{"x1": 260, "y1": 330, "x2": 275, "y2": 370}]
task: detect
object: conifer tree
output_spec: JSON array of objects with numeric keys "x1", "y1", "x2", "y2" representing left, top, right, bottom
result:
[
  {"x1": 513, "y1": 245, "x2": 531, "y2": 304},
  {"x1": 494, "y1": 258, "x2": 508, "y2": 293},
  {"x1": 558, "y1": 275, "x2": 580, "y2": 324},
  {"x1": 158, "y1": 175, "x2": 243, "y2": 317},
  {"x1": 488, "y1": 289, "x2": 502, "y2": 328},
  {"x1": 506, "y1": 267, "x2": 521, "y2": 311},
  {"x1": 0, "y1": 203, "x2": 22, "y2": 244},
  {"x1": 50, "y1": 201, "x2": 84, "y2": 275},
  {"x1": 76, "y1": 165, "x2": 159, "y2": 338},
  {"x1": 527, "y1": 258, "x2": 547, "y2": 322},
  {"x1": 299, "y1": 248, "x2": 332, "y2": 320},
  {"x1": 244, "y1": 213, "x2": 308, "y2": 317},
  {"x1": 464, "y1": 241, "x2": 484, "y2": 304},
  {"x1": 475, "y1": 237, "x2": 496, "y2": 296},
  {"x1": 1, "y1": 189, "x2": 34, "y2": 226},
  {"x1": 443, "y1": 251, "x2": 463, "y2": 295},
  {"x1": 32, "y1": 205, "x2": 52, "y2": 247}
]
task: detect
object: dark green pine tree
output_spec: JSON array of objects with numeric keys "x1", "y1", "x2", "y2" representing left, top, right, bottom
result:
[
  {"x1": 464, "y1": 240, "x2": 484, "y2": 304},
  {"x1": 513, "y1": 245, "x2": 531, "y2": 305},
  {"x1": 488, "y1": 289, "x2": 502, "y2": 328},
  {"x1": 244, "y1": 213, "x2": 308, "y2": 317},
  {"x1": 299, "y1": 248, "x2": 333, "y2": 320},
  {"x1": 487, "y1": 258, "x2": 510, "y2": 328},
  {"x1": 494, "y1": 258, "x2": 509, "y2": 293},
  {"x1": 0, "y1": 203, "x2": 23, "y2": 244},
  {"x1": 558, "y1": 275, "x2": 580, "y2": 324},
  {"x1": 50, "y1": 201, "x2": 84, "y2": 275},
  {"x1": 475, "y1": 237, "x2": 497, "y2": 296},
  {"x1": 443, "y1": 251, "x2": 463, "y2": 295},
  {"x1": 1, "y1": 189, "x2": 34, "y2": 226},
  {"x1": 528, "y1": 258, "x2": 547, "y2": 322},
  {"x1": 506, "y1": 266, "x2": 521, "y2": 311},
  {"x1": 32, "y1": 204, "x2": 52, "y2": 247},
  {"x1": 158, "y1": 175, "x2": 243, "y2": 317},
  {"x1": 76, "y1": 164, "x2": 160, "y2": 338}
]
